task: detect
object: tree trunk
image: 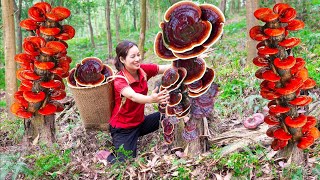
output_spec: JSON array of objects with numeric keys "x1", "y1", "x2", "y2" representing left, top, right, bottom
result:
[
  {"x1": 87, "y1": 4, "x2": 96, "y2": 48},
  {"x1": 24, "y1": 114, "x2": 56, "y2": 145},
  {"x1": 133, "y1": 0, "x2": 137, "y2": 31},
  {"x1": 219, "y1": 0, "x2": 227, "y2": 15},
  {"x1": 138, "y1": 0, "x2": 146, "y2": 60},
  {"x1": 14, "y1": 0, "x2": 23, "y2": 54},
  {"x1": 245, "y1": 0, "x2": 259, "y2": 67},
  {"x1": 105, "y1": 0, "x2": 112, "y2": 59},
  {"x1": 114, "y1": 0, "x2": 120, "y2": 43},
  {"x1": 2, "y1": 0, "x2": 17, "y2": 118},
  {"x1": 230, "y1": 0, "x2": 235, "y2": 14}
]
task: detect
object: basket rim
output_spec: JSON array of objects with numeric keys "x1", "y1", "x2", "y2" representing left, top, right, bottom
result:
[{"x1": 67, "y1": 81, "x2": 112, "y2": 90}]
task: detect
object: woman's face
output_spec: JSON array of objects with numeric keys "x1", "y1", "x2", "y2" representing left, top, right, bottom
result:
[{"x1": 121, "y1": 45, "x2": 141, "y2": 72}]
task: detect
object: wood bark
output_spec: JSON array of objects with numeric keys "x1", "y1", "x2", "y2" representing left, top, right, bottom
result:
[
  {"x1": 219, "y1": 0, "x2": 227, "y2": 15},
  {"x1": 14, "y1": 0, "x2": 23, "y2": 54},
  {"x1": 245, "y1": 0, "x2": 259, "y2": 67},
  {"x1": 87, "y1": 3, "x2": 96, "y2": 48},
  {"x1": 138, "y1": 0, "x2": 146, "y2": 60},
  {"x1": 105, "y1": 0, "x2": 112, "y2": 59},
  {"x1": 133, "y1": 0, "x2": 137, "y2": 31},
  {"x1": 114, "y1": 0, "x2": 120, "y2": 43},
  {"x1": 1, "y1": 0, "x2": 17, "y2": 118}
]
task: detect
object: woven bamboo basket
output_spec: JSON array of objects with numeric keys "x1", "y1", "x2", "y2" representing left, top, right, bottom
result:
[{"x1": 68, "y1": 81, "x2": 114, "y2": 131}]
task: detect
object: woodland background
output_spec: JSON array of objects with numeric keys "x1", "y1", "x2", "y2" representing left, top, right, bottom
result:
[{"x1": 0, "y1": 0, "x2": 319, "y2": 179}]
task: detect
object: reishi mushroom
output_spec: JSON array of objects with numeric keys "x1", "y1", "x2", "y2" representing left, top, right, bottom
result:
[
  {"x1": 250, "y1": 3, "x2": 319, "y2": 150},
  {"x1": 11, "y1": 2, "x2": 75, "y2": 120}
]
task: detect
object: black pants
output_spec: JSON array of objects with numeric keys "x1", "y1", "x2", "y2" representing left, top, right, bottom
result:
[{"x1": 107, "y1": 112, "x2": 161, "y2": 163}]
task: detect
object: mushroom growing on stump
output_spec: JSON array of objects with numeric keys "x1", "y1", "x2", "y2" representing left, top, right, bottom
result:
[
  {"x1": 249, "y1": 3, "x2": 319, "y2": 165},
  {"x1": 154, "y1": 1, "x2": 224, "y2": 156},
  {"x1": 10, "y1": 2, "x2": 75, "y2": 145}
]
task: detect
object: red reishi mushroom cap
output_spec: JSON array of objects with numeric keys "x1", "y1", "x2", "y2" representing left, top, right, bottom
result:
[
  {"x1": 289, "y1": 95, "x2": 312, "y2": 106},
  {"x1": 301, "y1": 116, "x2": 317, "y2": 133},
  {"x1": 264, "y1": 27, "x2": 285, "y2": 37},
  {"x1": 18, "y1": 84, "x2": 32, "y2": 92},
  {"x1": 34, "y1": 60, "x2": 55, "y2": 70},
  {"x1": 278, "y1": 37, "x2": 301, "y2": 48},
  {"x1": 51, "y1": 101, "x2": 64, "y2": 112},
  {"x1": 295, "y1": 68, "x2": 308, "y2": 82},
  {"x1": 28, "y1": 6, "x2": 46, "y2": 22},
  {"x1": 54, "y1": 25, "x2": 76, "y2": 41},
  {"x1": 260, "y1": 80, "x2": 276, "y2": 91},
  {"x1": 249, "y1": 26, "x2": 269, "y2": 41},
  {"x1": 11, "y1": 102, "x2": 25, "y2": 115},
  {"x1": 273, "y1": 128, "x2": 292, "y2": 141},
  {"x1": 266, "y1": 126, "x2": 281, "y2": 137},
  {"x1": 307, "y1": 127, "x2": 320, "y2": 140},
  {"x1": 269, "y1": 105, "x2": 290, "y2": 114},
  {"x1": 21, "y1": 80, "x2": 33, "y2": 89},
  {"x1": 74, "y1": 57, "x2": 105, "y2": 87},
  {"x1": 255, "y1": 67, "x2": 269, "y2": 79},
  {"x1": 276, "y1": 77, "x2": 303, "y2": 95},
  {"x1": 14, "y1": 53, "x2": 36, "y2": 64},
  {"x1": 264, "y1": 115, "x2": 280, "y2": 125},
  {"x1": 188, "y1": 84, "x2": 211, "y2": 98},
  {"x1": 24, "y1": 36, "x2": 46, "y2": 49},
  {"x1": 154, "y1": 32, "x2": 178, "y2": 60},
  {"x1": 39, "y1": 26, "x2": 61, "y2": 36},
  {"x1": 164, "y1": 133, "x2": 174, "y2": 144},
  {"x1": 46, "y1": 7, "x2": 71, "y2": 22},
  {"x1": 161, "y1": 68, "x2": 180, "y2": 88},
  {"x1": 262, "y1": 70, "x2": 281, "y2": 82},
  {"x1": 23, "y1": 91, "x2": 46, "y2": 103},
  {"x1": 14, "y1": 91, "x2": 29, "y2": 108},
  {"x1": 199, "y1": 67, "x2": 215, "y2": 90},
  {"x1": 254, "y1": 8, "x2": 278, "y2": 22},
  {"x1": 300, "y1": 78, "x2": 316, "y2": 90},
  {"x1": 273, "y1": 56, "x2": 296, "y2": 70},
  {"x1": 174, "y1": 96, "x2": 191, "y2": 115},
  {"x1": 188, "y1": 80, "x2": 202, "y2": 93},
  {"x1": 271, "y1": 139, "x2": 288, "y2": 151},
  {"x1": 167, "y1": 67, "x2": 187, "y2": 92},
  {"x1": 168, "y1": 92, "x2": 182, "y2": 106},
  {"x1": 273, "y1": 3, "x2": 291, "y2": 14},
  {"x1": 199, "y1": 3, "x2": 225, "y2": 47},
  {"x1": 46, "y1": 41, "x2": 67, "y2": 52},
  {"x1": 162, "y1": 118, "x2": 174, "y2": 135},
  {"x1": 101, "y1": 64, "x2": 114, "y2": 79},
  {"x1": 173, "y1": 45, "x2": 208, "y2": 59},
  {"x1": 38, "y1": 103, "x2": 57, "y2": 116},
  {"x1": 284, "y1": 114, "x2": 307, "y2": 128},
  {"x1": 16, "y1": 110, "x2": 33, "y2": 119},
  {"x1": 260, "y1": 89, "x2": 281, "y2": 100},
  {"x1": 173, "y1": 57, "x2": 206, "y2": 85},
  {"x1": 258, "y1": 47, "x2": 279, "y2": 56},
  {"x1": 40, "y1": 80, "x2": 62, "y2": 89},
  {"x1": 50, "y1": 90, "x2": 66, "y2": 101},
  {"x1": 297, "y1": 135, "x2": 314, "y2": 149},
  {"x1": 33, "y1": 2, "x2": 52, "y2": 13},
  {"x1": 290, "y1": 57, "x2": 306, "y2": 74},
  {"x1": 19, "y1": 18, "x2": 39, "y2": 31},
  {"x1": 23, "y1": 41, "x2": 40, "y2": 56},
  {"x1": 162, "y1": 1, "x2": 212, "y2": 53},
  {"x1": 20, "y1": 70, "x2": 41, "y2": 80},
  {"x1": 279, "y1": 8, "x2": 296, "y2": 23},
  {"x1": 166, "y1": 105, "x2": 176, "y2": 117},
  {"x1": 287, "y1": 19, "x2": 305, "y2": 31},
  {"x1": 67, "y1": 68, "x2": 77, "y2": 87}
]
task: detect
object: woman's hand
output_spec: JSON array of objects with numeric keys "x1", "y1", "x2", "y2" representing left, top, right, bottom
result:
[{"x1": 150, "y1": 86, "x2": 170, "y2": 104}]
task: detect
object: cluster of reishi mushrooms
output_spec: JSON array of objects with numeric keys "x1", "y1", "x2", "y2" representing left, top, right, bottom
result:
[
  {"x1": 67, "y1": 57, "x2": 114, "y2": 87},
  {"x1": 249, "y1": 3, "x2": 319, "y2": 150},
  {"x1": 11, "y1": 2, "x2": 75, "y2": 118},
  {"x1": 155, "y1": 1, "x2": 224, "y2": 143}
]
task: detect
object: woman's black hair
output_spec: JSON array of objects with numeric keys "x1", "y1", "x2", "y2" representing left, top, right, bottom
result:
[{"x1": 114, "y1": 40, "x2": 138, "y2": 71}]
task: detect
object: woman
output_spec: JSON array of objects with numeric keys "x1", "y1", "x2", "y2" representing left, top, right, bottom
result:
[{"x1": 96, "y1": 40, "x2": 170, "y2": 164}]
